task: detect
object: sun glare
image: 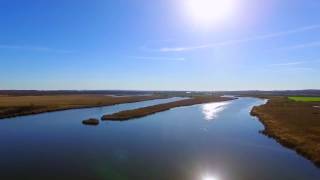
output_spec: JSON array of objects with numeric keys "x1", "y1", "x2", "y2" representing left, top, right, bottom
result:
[
  {"x1": 185, "y1": 0, "x2": 236, "y2": 27},
  {"x1": 202, "y1": 102, "x2": 230, "y2": 121}
]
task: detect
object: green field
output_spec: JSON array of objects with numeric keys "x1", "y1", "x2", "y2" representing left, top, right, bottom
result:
[{"x1": 289, "y1": 96, "x2": 320, "y2": 102}]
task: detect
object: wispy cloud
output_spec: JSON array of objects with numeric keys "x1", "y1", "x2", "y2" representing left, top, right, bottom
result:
[
  {"x1": 269, "y1": 59, "x2": 320, "y2": 67},
  {"x1": 269, "y1": 61, "x2": 306, "y2": 66},
  {"x1": 279, "y1": 41, "x2": 320, "y2": 50},
  {"x1": 149, "y1": 24, "x2": 320, "y2": 52},
  {"x1": 263, "y1": 66, "x2": 315, "y2": 73},
  {"x1": 129, "y1": 56, "x2": 186, "y2": 61},
  {"x1": 265, "y1": 59, "x2": 320, "y2": 73},
  {"x1": 0, "y1": 44, "x2": 73, "y2": 53},
  {"x1": 288, "y1": 67, "x2": 314, "y2": 71}
]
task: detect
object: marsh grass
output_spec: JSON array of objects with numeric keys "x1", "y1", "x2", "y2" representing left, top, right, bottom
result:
[
  {"x1": 0, "y1": 95, "x2": 163, "y2": 119},
  {"x1": 251, "y1": 97, "x2": 320, "y2": 167},
  {"x1": 102, "y1": 96, "x2": 235, "y2": 121}
]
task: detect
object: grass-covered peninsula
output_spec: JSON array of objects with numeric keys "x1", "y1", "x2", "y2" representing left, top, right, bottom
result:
[
  {"x1": 251, "y1": 96, "x2": 320, "y2": 167},
  {"x1": 0, "y1": 94, "x2": 163, "y2": 119}
]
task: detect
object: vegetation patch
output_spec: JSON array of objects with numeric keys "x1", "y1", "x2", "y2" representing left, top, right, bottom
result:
[
  {"x1": 102, "y1": 96, "x2": 235, "y2": 121},
  {"x1": 82, "y1": 118, "x2": 100, "y2": 126},
  {"x1": 251, "y1": 97, "x2": 320, "y2": 167},
  {"x1": 0, "y1": 95, "x2": 164, "y2": 119},
  {"x1": 289, "y1": 96, "x2": 320, "y2": 102}
]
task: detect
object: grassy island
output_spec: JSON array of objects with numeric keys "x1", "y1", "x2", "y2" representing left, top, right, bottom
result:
[
  {"x1": 82, "y1": 118, "x2": 100, "y2": 126},
  {"x1": 251, "y1": 96, "x2": 320, "y2": 167},
  {"x1": 102, "y1": 96, "x2": 235, "y2": 121}
]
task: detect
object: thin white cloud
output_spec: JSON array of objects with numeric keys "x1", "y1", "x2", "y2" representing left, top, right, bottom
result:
[
  {"x1": 0, "y1": 44, "x2": 73, "y2": 53},
  {"x1": 289, "y1": 67, "x2": 314, "y2": 71},
  {"x1": 129, "y1": 56, "x2": 186, "y2": 61},
  {"x1": 279, "y1": 41, "x2": 320, "y2": 50},
  {"x1": 269, "y1": 61, "x2": 305, "y2": 66},
  {"x1": 151, "y1": 24, "x2": 320, "y2": 52},
  {"x1": 282, "y1": 67, "x2": 315, "y2": 72},
  {"x1": 265, "y1": 59, "x2": 320, "y2": 73},
  {"x1": 263, "y1": 66, "x2": 315, "y2": 73},
  {"x1": 269, "y1": 59, "x2": 320, "y2": 67}
]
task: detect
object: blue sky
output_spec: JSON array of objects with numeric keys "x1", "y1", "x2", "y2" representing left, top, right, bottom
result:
[{"x1": 0, "y1": 0, "x2": 319, "y2": 91}]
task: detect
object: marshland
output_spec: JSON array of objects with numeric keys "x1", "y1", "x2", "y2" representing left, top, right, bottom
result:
[
  {"x1": 0, "y1": 90, "x2": 320, "y2": 180},
  {"x1": 2, "y1": 0, "x2": 320, "y2": 179}
]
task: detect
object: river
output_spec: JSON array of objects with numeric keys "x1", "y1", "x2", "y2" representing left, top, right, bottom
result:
[{"x1": 0, "y1": 97, "x2": 319, "y2": 180}]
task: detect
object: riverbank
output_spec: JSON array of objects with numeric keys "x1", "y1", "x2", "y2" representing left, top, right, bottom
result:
[
  {"x1": 251, "y1": 96, "x2": 320, "y2": 167},
  {"x1": 102, "y1": 96, "x2": 235, "y2": 121},
  {"x1": 0, "y1": 94, "x2": 164, "y2": 119}
]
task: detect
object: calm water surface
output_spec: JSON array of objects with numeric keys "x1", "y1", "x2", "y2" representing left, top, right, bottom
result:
[{"x1": 0, "y1": 97, "x2": 319, "y2": 180}]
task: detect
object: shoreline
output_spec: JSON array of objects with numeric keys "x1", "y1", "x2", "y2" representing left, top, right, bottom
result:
[
  {"x1": 0, "y1": 95, "x2": 166, "y2": 120},
  {"x1": 102, "y1": 96, "x2": 236, "y2": 121},
  {"x1": 251, "y1": 98, "x2": 320, "y2": 168}
]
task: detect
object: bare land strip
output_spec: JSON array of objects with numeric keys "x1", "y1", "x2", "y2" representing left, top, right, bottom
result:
[
  {"x1": 0, "y1": 95, "x2": 164, "y2": 119},
  {"x1": 102, "y1": 96, "x2": 235, "y2": 121},
  {"x1": 251, "y1": 96, "x2": 320, "y2": 167}
]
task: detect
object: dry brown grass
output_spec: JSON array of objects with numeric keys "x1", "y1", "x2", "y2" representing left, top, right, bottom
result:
[
  {"x1": 251, "y1": 97, "x2": 320, "y2": 167},
  {"x1": 102, "y1": 96, "x2": 235, "y2": 121},
  {"x1": 0, "y1": 95, "x2": 163, "y2": 119},
  {"x1": 82, "y1": 118, "x2": 100, "y2": 126}
]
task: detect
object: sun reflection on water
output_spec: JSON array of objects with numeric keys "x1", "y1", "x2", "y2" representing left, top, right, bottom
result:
[
  {"x1": 201, "y1": 102, "x2": 230, "y2": 121},
  {"x1": 202, "y1": 174, "x2": 220, "y2": 180}
]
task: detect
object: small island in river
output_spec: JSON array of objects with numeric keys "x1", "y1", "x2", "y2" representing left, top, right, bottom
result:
[
  {"x1": 102, "y1": 96, "x2": 236, "y2": 121},
  {"x1": 82, "y1": 118, "x2": 100, "y2": 126}
]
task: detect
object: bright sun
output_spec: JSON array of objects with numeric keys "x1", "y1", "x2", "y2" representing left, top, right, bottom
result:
[{"x1": 185, "y1": 0, "x2": 236, "y2": 27}]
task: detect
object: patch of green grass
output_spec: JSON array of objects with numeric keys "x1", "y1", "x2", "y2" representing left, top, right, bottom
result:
[{"x1": 289, "y1": 96, "x2": 320, "y2": 102}]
